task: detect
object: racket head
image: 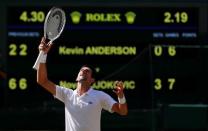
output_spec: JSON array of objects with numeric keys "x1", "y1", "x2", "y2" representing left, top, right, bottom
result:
[{"x1": 44, "y1": 7, "x2": 66, "y2": 42}]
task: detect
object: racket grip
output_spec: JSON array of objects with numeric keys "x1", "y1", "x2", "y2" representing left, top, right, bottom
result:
[{"x1": 32, "y1": 51, "x2": 45, "y2": 70}]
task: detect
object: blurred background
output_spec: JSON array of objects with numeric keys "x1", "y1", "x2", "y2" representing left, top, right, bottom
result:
[{"x1": 0, "y1": 0, "x2": 207, "y2": 131}]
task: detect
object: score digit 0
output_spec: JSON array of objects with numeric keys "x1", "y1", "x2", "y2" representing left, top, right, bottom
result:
[{"x1": 154, "y1": 45, "x2": 176, "y2": 56}]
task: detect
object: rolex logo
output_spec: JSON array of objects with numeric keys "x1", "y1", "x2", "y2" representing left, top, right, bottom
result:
[
  {"x1": 125, "y1": 11, "x2": 136, "y2": 24},
  {"x1": 70, "y1": 11, "x2": 82, "y2": 24}
]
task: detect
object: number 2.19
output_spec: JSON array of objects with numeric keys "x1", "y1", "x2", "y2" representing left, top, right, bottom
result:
[{"x1": 164, "y1": 11, "x2": 188, "y2": 23}]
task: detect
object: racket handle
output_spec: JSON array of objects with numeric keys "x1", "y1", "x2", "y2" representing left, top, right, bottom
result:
[{"x1": 33, "y1": 51, "x2": 45, "y2": 70}]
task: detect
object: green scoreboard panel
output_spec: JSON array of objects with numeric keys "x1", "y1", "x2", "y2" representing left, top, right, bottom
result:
[{"x1": 5, "y1": 5, "x2": 207, "y2": 109}]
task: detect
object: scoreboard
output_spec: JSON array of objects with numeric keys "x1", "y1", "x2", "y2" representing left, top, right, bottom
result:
[{"x1": 4, "y1": 4, "x2": 208, "y2": 109}]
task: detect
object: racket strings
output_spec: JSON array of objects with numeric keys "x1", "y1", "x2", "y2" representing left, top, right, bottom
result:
[
  {"x1": 44, "y1": 7, "x2": 66, "y2": 41},
  {"x1": 51, "y1": 11, "x2": 64, "y2": 32}
]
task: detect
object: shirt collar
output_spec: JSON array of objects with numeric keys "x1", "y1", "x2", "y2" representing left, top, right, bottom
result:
[
  {"x1": 75, "y1": 87, "x2": 93, "y2": 96},
  {"x1": 86, "y1": 87, "x2": 93, "y2": 95}
]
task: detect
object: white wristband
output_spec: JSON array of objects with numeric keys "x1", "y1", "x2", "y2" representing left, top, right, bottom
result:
[
  {"x1": 118, "y1": 96, "x2": 126, "y2": 104},
  {"x1": 39, "y1": 53, "x2": 47, "y2": 63}
]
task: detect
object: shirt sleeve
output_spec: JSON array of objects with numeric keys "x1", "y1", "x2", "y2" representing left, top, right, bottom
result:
[
  {"x1": 100, "y1": 91, "x2": 117, "y2": 113},
  {"x1": 54, "y1": 85, "x2": 73, "y2": 103}
]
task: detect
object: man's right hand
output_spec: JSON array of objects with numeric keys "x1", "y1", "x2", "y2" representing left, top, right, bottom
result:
[{"x1": 39, "y1": 37, "x2": 52, "y2": 54}]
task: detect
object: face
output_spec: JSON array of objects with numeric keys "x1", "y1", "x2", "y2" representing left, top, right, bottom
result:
[{"x1": 76, "y1": 66, "x2": 94, "y2": 84}]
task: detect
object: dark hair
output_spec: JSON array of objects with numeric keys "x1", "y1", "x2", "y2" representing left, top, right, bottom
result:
[{"x1": 80, "y1": 64, "x2": 96, "y2": 78}]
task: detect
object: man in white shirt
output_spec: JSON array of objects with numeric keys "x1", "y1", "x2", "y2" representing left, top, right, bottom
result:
[{"x1": 36, "y1": 37, "x2": 128, "y2": 131}]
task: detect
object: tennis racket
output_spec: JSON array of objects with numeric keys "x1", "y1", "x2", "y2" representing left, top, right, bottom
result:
[{"x1": 33, "y1": 7, "x2": 66, "y2": 70}]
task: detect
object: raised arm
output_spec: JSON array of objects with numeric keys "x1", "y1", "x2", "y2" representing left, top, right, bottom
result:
[
  {"x1": 36, "y1": 37, "x2": 56, "y2": 95},
  {"x1": 111, "y1": 81, "x2": 128, "y2": 115}
]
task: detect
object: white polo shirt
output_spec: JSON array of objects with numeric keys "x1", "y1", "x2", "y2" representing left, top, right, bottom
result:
[{"x1": 54, "y1": 85, "x2": 117, "y2": 131}]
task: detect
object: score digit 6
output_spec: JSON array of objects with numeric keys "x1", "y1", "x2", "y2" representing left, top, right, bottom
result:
[{"x1": 8, "y1": 78, "x2": 27, "y2": 90}]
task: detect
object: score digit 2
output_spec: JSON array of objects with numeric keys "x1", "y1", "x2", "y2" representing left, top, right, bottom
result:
[{"x1": 9, "y1": 43, "x2": 28, "y2": 56}]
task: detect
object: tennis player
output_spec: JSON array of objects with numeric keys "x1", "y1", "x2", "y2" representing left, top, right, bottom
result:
[{"x1": 36, "y1": 37, "x2": 128, "y2": 131}]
